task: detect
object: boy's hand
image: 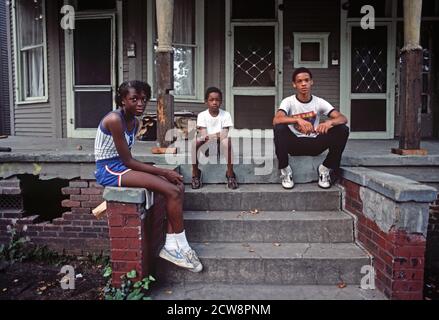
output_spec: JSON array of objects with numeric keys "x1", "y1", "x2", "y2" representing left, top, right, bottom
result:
[
  {"x1": 164, "y1": 170, "x2": 184, "y2": 184},
  {"x1": 316, "y1": 121, "x2": 333, "y2": 135},
  {"x1": 295, "y1": 118, "x2": 315, "y2": 135}
]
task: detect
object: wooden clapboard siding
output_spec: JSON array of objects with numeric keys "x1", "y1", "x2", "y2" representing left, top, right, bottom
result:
[
  {"x1": 283, "y1": 0, "x2": 341, "y2": 108},
  {"x1": 0, "y1": 0, "x2": 11, "y2": 135}
]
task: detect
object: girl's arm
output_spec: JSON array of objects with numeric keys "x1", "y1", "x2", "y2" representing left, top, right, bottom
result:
[{"x1": 106, "y1": 114, "x2": 183, "y2": 184}]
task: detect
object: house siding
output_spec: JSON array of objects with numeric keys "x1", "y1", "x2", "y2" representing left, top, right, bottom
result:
[
  {"x1": 282, "y1": 0, "x2": 341, "y2": 108},
  {"x1": 0, "y1": 0, "x2": 11, "y2": 135}
]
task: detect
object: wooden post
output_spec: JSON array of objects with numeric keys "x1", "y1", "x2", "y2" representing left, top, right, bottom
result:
[
  {"x1": 392, "y1": 0, "x2": 427, "y2": 156},
  {"x1": 154, "y1": 0, "x2": 176, "y2": 154}
]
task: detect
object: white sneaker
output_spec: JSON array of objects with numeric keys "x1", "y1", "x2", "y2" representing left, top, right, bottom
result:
[
  {"x1": 159, "y1": 247, "x2": 194, "y2": 270},
  {"x1": 183, "y1": 249, "x2": 203, "y2": 273},
  {"x1": 318, "y1": 164, "x2": 332, "y2": 189},
  {"x1": 280, "y1": 166, "x2": 294, "y2": 189}
]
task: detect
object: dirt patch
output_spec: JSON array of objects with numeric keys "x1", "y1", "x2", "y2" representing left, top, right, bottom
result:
[{"x1": 0, "y1": 260, "x2": 106, "y2": 300}]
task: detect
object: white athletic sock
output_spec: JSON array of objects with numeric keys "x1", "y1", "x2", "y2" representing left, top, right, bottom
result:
[
  {"x1": 164, "y1": 233, "x2": 178, "y2": 251},
  {"x1": 175, "y1": 230, "x2": 191, "y2": 253}
]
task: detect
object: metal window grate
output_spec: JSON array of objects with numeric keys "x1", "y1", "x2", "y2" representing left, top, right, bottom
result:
[
  {"x1": 0, "y1": 195, "x2": 24, "y2": 211},
  {"x1": 234, "y1": 48, "x2": 274, "y2": 86},
  {"x1": 352, "y1": 48, "x2": 387, "y2": 93}
]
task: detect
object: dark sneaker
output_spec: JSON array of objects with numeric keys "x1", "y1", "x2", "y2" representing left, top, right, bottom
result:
[
  {"x1": 191, "y1": 169, "x2": 203, "y2": 189},
  {"x1": 226, "y1": 172, "x2": 239, "y2": 190}
]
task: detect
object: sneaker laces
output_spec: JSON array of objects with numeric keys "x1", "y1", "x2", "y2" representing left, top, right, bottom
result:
[{"x1": 319, "y1": 167, "x2": 331, "y2": 184}]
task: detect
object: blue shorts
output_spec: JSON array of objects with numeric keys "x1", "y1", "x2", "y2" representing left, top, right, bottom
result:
[{"x1": 95, "y1": 158, "x2": 132, "y2": 187}]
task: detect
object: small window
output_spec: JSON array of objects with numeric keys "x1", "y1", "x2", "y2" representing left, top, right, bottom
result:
[
  {"x1": 293, "y1": 33, "x2": 329, "y2": 69},
  {"x1": 13, "y1": 0, "x2": 47, "y2": 103}
]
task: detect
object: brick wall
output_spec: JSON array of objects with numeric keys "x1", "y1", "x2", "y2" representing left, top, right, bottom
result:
[
  {"x1": 340, "y1": 178, "x2": 427, "y2": 300},
  {"x1": 426, "y1": 193, "x2": 439, "y2": 269},
  {"x1": 0, "y1": 178, "x2": 109, "y2": 255}
]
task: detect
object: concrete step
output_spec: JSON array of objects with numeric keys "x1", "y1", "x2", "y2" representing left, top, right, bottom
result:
[
  {"x1": 183, "y1": 184, "x2": 341, "y2": 211},
  {"x1": 184, "y1": 211, "x2": 354, "y2": 243},
  {"x1": 372, "y1": 166, "x2": 439, "y2": 185},
  {"x1": 179, "y1": 155, "x2": 327, "y2": 184},
  {"x1": 155, "y1": 242, "x2": 370, "y2": 285},
  {"x1": 151, "y1": 283, "x2": 387, "y2": 300}
]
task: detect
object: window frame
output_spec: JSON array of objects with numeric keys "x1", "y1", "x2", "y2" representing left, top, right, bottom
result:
[
  {"x1": 12, "y1": 0, "x2": 49, "y2": 104},
  {"x1": 293, "y1": 32, "x2": 329, "y2": 69},
  {"x1": 147, "y1": 0, "x2": 205, "y2": 102}
]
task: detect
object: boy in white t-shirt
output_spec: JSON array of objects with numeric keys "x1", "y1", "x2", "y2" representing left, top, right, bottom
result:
[
  {"x1": 273, "y1": 68, "x2": 350, "y2": 189},
  {"x1": 192, "y1": 87, "x2": 238, "y2": 189}
]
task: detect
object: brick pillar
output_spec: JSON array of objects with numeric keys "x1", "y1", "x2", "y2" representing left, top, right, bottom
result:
[
  {"x1": 339, "y1": 172, "x2": 437, "y2": 300},
  {"x1": 103, "y1": 187, "x2": 154, "y2": 287}
]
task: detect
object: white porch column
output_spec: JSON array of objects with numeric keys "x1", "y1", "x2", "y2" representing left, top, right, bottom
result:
[{"x1": 156, "y1": 0, "x2": 174, "y2": 52}]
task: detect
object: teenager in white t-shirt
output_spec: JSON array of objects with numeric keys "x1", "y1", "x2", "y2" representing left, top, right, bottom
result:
[
  {"x1": 192, "y1": 87, "x2": 238, "y2": 189},
  {"x1": 273, "y1": 67, "x2": 350, "y2": 189}
]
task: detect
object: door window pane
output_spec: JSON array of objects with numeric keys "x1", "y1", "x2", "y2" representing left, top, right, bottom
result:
[
  {"x1": 234, "y1": 26, "x2": 275, "y2": 87},
  {"x1": 75, "y1": 92, "x2": 112, "y2": 129},
  {"x1": 76, "y1": 0, "x2": 116, "y2": 11},
  {"x1": 74, "y1": 19, "x2": 111, "y2": 85},
  {"x1": 347, "y1": 0, "x2": 390, "y2": 18},
  {"x1": 232, "y1": 0, "x2": 275, "y2": 19},
  {"x1": 351, "y1": 99, "x2": 386, "y2": 132},
  {"x1": 234, "y1": 96, "x2": 275, "y2": 129}
]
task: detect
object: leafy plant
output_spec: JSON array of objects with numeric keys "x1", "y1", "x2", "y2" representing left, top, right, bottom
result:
[
  {"x1": 0, "y1": 227, "x2": 30, "y2": 263},
  {"x1": 102, "y1": 266, "x2": 155, "y2": 300}
]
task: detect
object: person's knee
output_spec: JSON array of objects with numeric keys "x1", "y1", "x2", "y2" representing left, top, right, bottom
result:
[
  {"x1": 177, "y1": 183, "x2": 185, "y2": 194},
  {"x1": 166, "y1": 185, "x2": 183, "y2": 201},
  {"x1": 330, "y1": 124, "x2": 350, "y2": 139},
  {"x1": 220, "y1": 137, "x2": 231, "y2": 149}
]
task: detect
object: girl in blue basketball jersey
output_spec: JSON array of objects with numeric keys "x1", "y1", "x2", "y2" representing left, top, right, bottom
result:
[{"x1": 94, "y1": 80, "x2": 202, "y2": 273}]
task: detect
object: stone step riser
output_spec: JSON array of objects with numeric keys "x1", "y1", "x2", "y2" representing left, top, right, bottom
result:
[
  {"x1": 183, "y1": 191, "x2": 340, "y2": 211},
  {"x1": 156, "y1": 257, "x2": 369, "y2": 285},
  {"x1": 184, "y1": 217, "x2": 353, "y2": 243}
]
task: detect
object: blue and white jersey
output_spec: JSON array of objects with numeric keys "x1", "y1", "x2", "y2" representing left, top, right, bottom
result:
[{"x1": 94, "y1": 110, "x2": 138, "y2": 162}]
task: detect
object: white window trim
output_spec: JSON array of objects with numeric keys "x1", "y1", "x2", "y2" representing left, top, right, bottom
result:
[
  {"x1": 147, "y1": 0, "x2": 205, "y2": 102},
  {"x1": 293, "y1": 32, "x2": 329, "y2": 69},
  {"x1": 12, "y1": 0, "x2": 49, "y2": 105}
]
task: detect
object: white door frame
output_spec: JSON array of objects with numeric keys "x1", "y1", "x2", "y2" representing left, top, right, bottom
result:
[
  {"x1": 65, "y1": 6, "x2": 122, "y2": 138},
  {"x1": 225, "y1": 0, "x2": 283, "y2": 138},
  {"x1": 340, "y1": 17, "x2": 396, "y2": 139}
]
